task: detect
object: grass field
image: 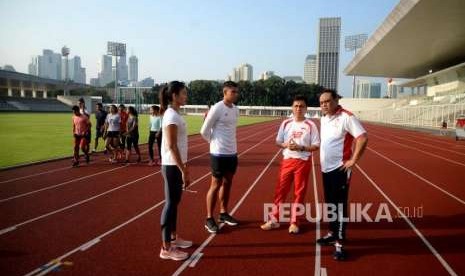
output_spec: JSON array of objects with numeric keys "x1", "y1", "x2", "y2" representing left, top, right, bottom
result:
[{"x1": 0, "y1": 112, "x2": 275, "y2": 168}]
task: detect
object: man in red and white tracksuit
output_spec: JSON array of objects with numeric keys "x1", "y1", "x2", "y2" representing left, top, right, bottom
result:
[
  {"x1": 261, "y1": 95, "x2": 320, "y2": 234},
  {"x1": 317, "y1": 89, "x2": 368, "y2": 261}
]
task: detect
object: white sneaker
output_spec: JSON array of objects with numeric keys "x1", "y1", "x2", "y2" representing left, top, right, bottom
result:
[
  {"x1": 260, "y1": 221, "x2": 280, "y2": 231},
  {"x1": 288, "y1": 223, "x2": 299, "y2": 234},
  {"x1": 159, "y1": 247, "x2": 188, "y2": 261},
  {"x1": 173, "y1": 237, "x2": 193, "y2": 249}
]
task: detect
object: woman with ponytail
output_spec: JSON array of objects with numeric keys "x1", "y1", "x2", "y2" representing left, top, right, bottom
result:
[{"x1": 158, "y1": 81, "x2": 193, "y2": 261}]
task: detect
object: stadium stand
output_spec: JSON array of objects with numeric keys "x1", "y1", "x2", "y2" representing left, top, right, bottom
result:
[{"x1": 0, "y1": 96, "x2": 71, "y2": 112}]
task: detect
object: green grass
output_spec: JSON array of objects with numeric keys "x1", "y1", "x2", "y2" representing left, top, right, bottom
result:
[{"x1": 0, "y1": 112, "x2": 275, "y2": 168}]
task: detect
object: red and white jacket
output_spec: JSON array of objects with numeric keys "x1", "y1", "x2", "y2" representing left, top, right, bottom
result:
[
  {"x1": 276, "y1": 118, "x2": 320, "y2": 161},
  {"x1": 320, "y1": 106, "x2": 366, "y2": 173}
]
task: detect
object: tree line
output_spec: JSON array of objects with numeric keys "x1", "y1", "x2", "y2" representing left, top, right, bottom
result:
[{"x1": 145, "y1": 76, "x2": 324, "y2": 107}]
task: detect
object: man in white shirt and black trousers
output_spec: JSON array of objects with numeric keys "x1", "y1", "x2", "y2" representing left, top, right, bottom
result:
[
  {"x1": 200, "y1": 81, "x2": 240, "y2": 233},
  {"x1": 318, "y1": 89, "x2": 368, "y2": 261}
]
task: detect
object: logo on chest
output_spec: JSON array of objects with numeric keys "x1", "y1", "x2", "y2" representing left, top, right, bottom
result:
[{"x1": 291, "y1": 131, "x2": 303, "y2": 139}]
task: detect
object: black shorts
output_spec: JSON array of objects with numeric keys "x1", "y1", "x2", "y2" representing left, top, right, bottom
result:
[
  {"x1": 85, "y1": 130, "x2": 91, "y2": 143},
  {"x1": 126, "y1": 134, "x2": 139, "y2": 150},
  {"x1": 96, "y1": 127, "x2": 104, "y2": 138},
  {"x1": 210, "y1": 155, "x2": 238, "y2": 179},
  {"x1": 107, "y1": 131, "x2": 120, "y2": 138}
]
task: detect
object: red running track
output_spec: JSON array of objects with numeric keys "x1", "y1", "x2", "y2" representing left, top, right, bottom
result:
[{"x1": 0, "y1": 120, "x2": 464, "y2": 276}]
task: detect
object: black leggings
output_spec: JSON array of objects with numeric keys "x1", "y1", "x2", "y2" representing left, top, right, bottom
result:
[
  {"x1": 148, "y1": 131, "x2": 162, "y2": 161},
  {"x1": 322, "y1": 167, "x2": 351, "y2": 241},
  {"x1": 160, "y1": 165, "x2": 183, "y2": 242}
]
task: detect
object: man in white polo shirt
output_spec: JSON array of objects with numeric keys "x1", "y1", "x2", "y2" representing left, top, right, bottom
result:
[
  {"x1": 317, "y1": 89, "x2": 368, "y2": 261},
  {"x1": 200, "y1": 81, "x2": 240, "y2": 234},
  {"x1": 261, "y1": 95, "x2": 320, "y2": 234}
]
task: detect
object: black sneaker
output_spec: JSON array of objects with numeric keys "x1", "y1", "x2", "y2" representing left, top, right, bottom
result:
[
  {"x1": 85, "y1": 154, "x2": 90, "y2": 164},
  {"x1": 316, "y1": 233, "x2": 337, "y2": 246},
  {"x1": 333, "y1": 244, "x2": 347, "y2": 261},
  {"x1": 72, "y1": 160, "x2": 79, "y2": 167},
  {"x1": 205, "y1": 218, "x2": 219, "y2": 233},
  {"x1": 218, "y1": 213, "x2": 239, "y2": 226}
]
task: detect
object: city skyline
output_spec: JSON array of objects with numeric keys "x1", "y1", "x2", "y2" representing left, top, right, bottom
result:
[{"x1": 0, "y1": 0, "x2": 399, "y2": 97}]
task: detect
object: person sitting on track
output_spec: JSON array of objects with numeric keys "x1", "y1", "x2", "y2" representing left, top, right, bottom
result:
[
  {"x1": 104, "y1": 105, "x2": 121, "y2": 164},
  {"x1": 318, "y1": 89, "x2": 368, "y2": 261},
  {"x1": 158, "y1": 81, "x2": 193, "y2": 261},
  {"x1": 261, "y1": 95, "x2": 320, "y2": 234},
  {"x1": 124, "y1": 106, "x2": 141, "y2": 163},
  {"x1": 71, "y1": 105, "x2": 91, "y2": 167},
  {"x1": 148, "y1": 105, "x2": 162, "y2": 166}
]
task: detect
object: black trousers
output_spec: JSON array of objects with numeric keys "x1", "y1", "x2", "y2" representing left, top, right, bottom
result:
[
  {"x1": 322, "y1": 167, "x2": 351, "y2": 241},
  {"x1": 160, "y1": 165, "x2": 183, "y2": 242},
  {"x1": 148, "y1": 131, "x2": 162, "y2": 161}
]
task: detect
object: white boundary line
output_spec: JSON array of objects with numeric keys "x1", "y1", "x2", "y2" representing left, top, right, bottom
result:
[
  {"x1": 369, "y1": 133, "x2": 465, "y2": 167},
  {"x1": 1, "y1": 121, "x2": 272, "y2": 184},
  {"x1": 367, "y1": 147, "x2": 465, "y2": 205},
  {"x1": 23, "y1": 132, "x2": 278, "y2": 276},
  {"x1": 312, "y1": 154, "x2": 323, "y2": 276},
  {"x1": 356, "y1": 164, "x2": 458, "y2": 276},
  {"x1": 0, "y1": 124, "x2": 267, "y2": 202},
  {"x1": 368, "y1": 130, "x2": 465, "y2": 156},
  {"x1": 171, "y1": 149, "x2": 282, "y2": 276},
  {"x1": 1, "y1": 127, "x2": 275, "y2": 236}
]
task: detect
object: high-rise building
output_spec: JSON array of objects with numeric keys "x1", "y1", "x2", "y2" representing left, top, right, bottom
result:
[
  {"x1": 317, "y1": 17, "x2": 341, "y2": 90},
  {"x1": 227, "y1": 63, "x2": 253, "y2": 82},
  {"x1": 304, "y1": 55, "x2": 317, "y2": 84},
  {"x1": 260, "y1": 71, "x2": 275, "y2": 80},
  {"x1": 99, "y1": 55, "x2": 113, "y2": 86},
  {"x1": 28, "y1": 49, "x2": 63, "y2": 80},
  {"x1": 240, "y1": 63, "x2": 253, "y2": 81},
  {"x1": 354, "y1": 79, "x2": 381, "y2": 98},
  {"x1": 129, "y1": 55, "x2": 138, "y2": 82},
  {"x1": 65, "y1": 56, "x2": 86, "y2": 84},
  {"x1": 117, "y1": 55, "x2": 129, "y2": 83}
]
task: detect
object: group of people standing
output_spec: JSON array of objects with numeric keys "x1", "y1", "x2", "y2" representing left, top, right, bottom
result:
[
  {"x1": 71, "y1": 81, "x2": 368, "y2": 262},
  {"x1": 71, "y1": 100, "x2": 163, "y2": 166}
]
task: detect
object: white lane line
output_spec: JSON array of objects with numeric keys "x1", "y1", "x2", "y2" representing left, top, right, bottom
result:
[
  {"x1": 368, "y1": 130, "x2": 465, "y2": 156},
  {"x1": 1, "y1": 122, "x2": 268, "y2": 184},
  {"x1": 2, "y1": 127, "x2": 275, "y2": 236},
  {"x1": 370, "y1": 133, "x2": 465, "y2": 167},
  {"x1": 1, "y1": 124, "x2": 269, "y2": 203},
  {"x1": 320, "y1": 267, "x2": 327, "y2": 276},
  {"x1": 312, "y1": 155, "x2": 322, "y2": 276},
  {"x1": 368, "y1": 147, "x2": 465, "y2": 205},
  {"x1": 356, "y1": 164, "x2": 458, "y2": 276},
  {"x1": 0, "y1": 165, "x2": 128, "y2": 203},
  {"x1": 0, "y1": 167, "x2": 70, "y2": 184},
  {"x1": 172, "y1": 149, "x2": 282, "y2": 276},
  {"x1": 188, "y1": 253, "x2": 203, "y2": 268},
  {"x1": 23, "y1": 132, "x2": 277, "y2": 276}
]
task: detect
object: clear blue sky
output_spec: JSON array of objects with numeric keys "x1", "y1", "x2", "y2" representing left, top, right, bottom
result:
[{"x1": 0, "y1": 0, "x2": 399, "y2": 98}]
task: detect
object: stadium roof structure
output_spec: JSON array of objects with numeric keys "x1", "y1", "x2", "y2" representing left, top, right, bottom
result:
[{"x1": 344, "y1": 0, "x2": 465, "y2": 79}]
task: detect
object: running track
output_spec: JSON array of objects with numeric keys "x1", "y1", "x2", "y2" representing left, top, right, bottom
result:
[{"x1": 0, "y1": 120, "x2": 464, "y2": 276}]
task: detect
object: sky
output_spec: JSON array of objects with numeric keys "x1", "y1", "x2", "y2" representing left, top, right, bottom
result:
[{"x1": 0, "y1": 0, "x2": 399, "y2": 98}]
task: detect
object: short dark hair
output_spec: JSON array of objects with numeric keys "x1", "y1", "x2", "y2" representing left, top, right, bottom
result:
[
  {"x1": 319, "y1": 89, "x2": 342, "y2": 100},
  {"x1": 151, "y1": 105, "x2": 160, "y2": 111},
  {"x1": 292, "y1": 95, "x2": 308, "y2": 106},
  {"x1": 72, "y1": 105, "x2": 80, "y2": 112},
  {"x1": 96, "y1": 103, "x2": 103, "y2": 108},
  {"x1": 223, "y1": 81, "x2": 238, "y2": 89},
  {"x1": 78, "y1": 98, "x2": 85, "y2": 103},
  {"x1": 119, "y1": 104, "x2": 125, "y2": 108}
]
